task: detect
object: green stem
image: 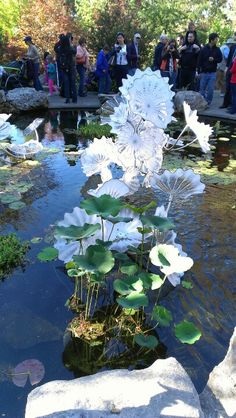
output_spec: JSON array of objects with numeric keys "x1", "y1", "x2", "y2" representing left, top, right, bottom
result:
[
  {"x1": 74, "y1": 275, "x2": 79, "y2": 297},
  {"x1": 108, "y1": 223, "x2": 115, "y2": 241},
  {"x1": 146, "y1": 231, "x2": 155, "y2": 272},
  {"x1": 88, "y1": 284, "x2": 95, "y2": 318},
  {"x1": 155, "y1": 275, "x2": 167, "y2": 304},
  {"x1": 101, "y1": 218, "x2": 105, "y2": 241}
]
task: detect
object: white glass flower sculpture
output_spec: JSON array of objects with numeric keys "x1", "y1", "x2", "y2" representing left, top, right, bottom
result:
[
  {"x1": 149, "y1": 169, "x2": 205, "y2": 200},
  {"x1": 150, "y1": 243, "x2": 193, "y2": 277},
  {"x1": 120, "y1": 68, "x2": 175, "y2": 129},
  {"x1": 6, "y1": 140, "x2": 43, "y2": 158},
  {"x1": 88, "y1": 179, "x2": 130, "y2": 198},
  {"x1": 183, "y1": 101, "x2": 213, "y2": 152}
]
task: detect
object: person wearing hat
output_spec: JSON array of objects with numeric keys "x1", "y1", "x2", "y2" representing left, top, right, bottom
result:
[
  {"x1": 24, "y1": 36, "x2": 43, "y2": 91},
  {"x1": 127, "y1": 33, "x2": 141, "y2": 76},
  {"x1": 216, "y1": 38, "x2": 232, "y2": 96}
]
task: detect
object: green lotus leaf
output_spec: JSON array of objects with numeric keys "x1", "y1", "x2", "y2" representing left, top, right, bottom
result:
[
  {"x1": 137, "y1": 272, "x2": 163, "y2": 290},
  {"x1": 125, "y1": 201, "x2": 156, "y2": 214},
  {"x1": 123, "y1": 308, "x2": 137, "y2": 315},
  {"x1": 114, "y1": 277, "x2": 143, "y2": 295},
  {"x1": 149, "y1": 245, "x2": 171, "y2": 267},
  {"x1": 55, "y1": 223, "x2": 101, "y2": 240},
  {"x1": 182, "y1": 280, "x2": 193, "y2": 289},
  {"x1": 37, "y1": 247, "x2": 58, "y2": 262},
  {"x1": 65, "y1": 261, "x2": 77, "y2": 270},
  {"x1": 9, "y1": 201, "x2": 26, "y2": 210},
  {"x1": 67, "y1": 269, "x2": 84, "y2": 277},
  {"x1": 117, "y1": 291, "x2": 148, "y2": 309},
  {"x1": 134, "y1": 333, "x2": 159, "y2": 349},
  {"x1": 120, "y1": 262, "x2": 138, "y2": 276},
  {"x1": 80, "y1": 195, "x2": 123, "y2": 217},
  {"x1": 30, "y1": 237, "x2": 42, "y2": 244},
  {"x1": 114, "y1": 253, "x2": 130, "y2": 262},
  {"x1": 95, "y1": 239, "x2": 112, "y2": 248},
  {"x1": 73, "y1": 244, "x2": 114, "y2": 274},
  {"x1": 152, "y1": 305, "x2": 173, "y2": 327},
  {"x1": 140, "y1": 215, "x2": 175, "y2": 231},
  {"x1": 0, "y1": 193, "x2": 22, "y2": 204},
  {"x1": 105, "y1": 216, "x2": 133, "y2": 224},
  {"x1": 175, "y1": 320, "x2": 202, "y2": 344}
]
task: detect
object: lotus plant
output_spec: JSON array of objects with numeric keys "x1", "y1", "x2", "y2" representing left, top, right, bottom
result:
[{"x1": 50, "y1": 68, "x2": 212, "y2": 349}]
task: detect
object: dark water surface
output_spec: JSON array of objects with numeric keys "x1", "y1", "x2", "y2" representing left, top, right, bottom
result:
[{"x1": 0, "y1": 111, "x2": 235, "y2": 417}]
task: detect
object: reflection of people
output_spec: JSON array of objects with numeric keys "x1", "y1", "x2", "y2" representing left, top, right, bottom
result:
[
  {"x1": 44, "y1": 111, "x2": 63, "y2": 141},
  {"x1": 24, "y1": 36, "x2": 43, "y2": 91}
]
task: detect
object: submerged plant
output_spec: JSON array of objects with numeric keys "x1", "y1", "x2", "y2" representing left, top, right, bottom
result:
[{"x1": 0, "y1": 233, "x2": 29, "y2": 279}]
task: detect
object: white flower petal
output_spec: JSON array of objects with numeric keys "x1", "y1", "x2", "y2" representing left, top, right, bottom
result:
[{"x1": 88, "y1": 179, "x2": 129, "y2": 198}]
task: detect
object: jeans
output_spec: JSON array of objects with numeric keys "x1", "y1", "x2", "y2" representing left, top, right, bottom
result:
[
  {"x1": 160, "y1": 70, "x2": 177, "y2": 90},
  {"x1": 199, "y1": 72, "x2": 216, "y2": 105},
  {"x1": 77, "y1": 64, "x2": 86, "y2": 95},
  {"x1": 230, "y1": 83, "x2": 236, "y2": 114},
  {"x1": 63, "y1": 67, "x2": 77, "y2": 101},
  {"x1": 33, "y1": 63, "x2": 43, "y2": 91},
  {"x1": 98, "y1": 73, "x2": 111, "y2": 94}
]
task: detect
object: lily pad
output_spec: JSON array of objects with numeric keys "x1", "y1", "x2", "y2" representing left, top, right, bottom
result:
[
  {"x1": 152, "y1": 305, "x2": 173, "y2": 327},
  {"x1": 31, "y1": 237, "x2": 42, "y2": 244},
  {"x1": 140, "y1": 215, "x2": 175, "y2": 231},
  {"x1": 80, "y1": 195, "x2": 123, "y2": 218},
  {"x1": 182, "y1": 280, "x2": 193, "y2": 289},
  {"x1": 0, "y1": 193, "x2": 22, "y2": 204},
  {"x1": 11, "y1": 359, "x2": 45, "y2": 387},
  {"x1": 113, "y1": 277, "x2": 143, "y2": 295},
  {"x1": 175, "y1": 320, "x2": 202, "y2": 344},
  {"x1": 9, "y1": 201, "x2": 26, "y2": 210},
  {"x1": 117, "y1": 291, "x2": 148, "y2": 309},
  {"x1": 120, "y1": 262, "x2": 138, "y2": 276},
  {"x1": 134, "y1": 333, "x2": 158, "y2": 349},
  {"x1": 73, "y1": 244, "x2": 114, "y2": 274},
  {"x1": 37, "y1": 247, "x2": 58, "y2": 262},
  {"x1": 55, "y1": 223, "x2": 101, "y2": 240}
]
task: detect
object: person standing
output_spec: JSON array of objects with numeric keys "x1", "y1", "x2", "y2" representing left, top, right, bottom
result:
[
  {"x1": 58, "y1": 34, "x2": 77, "y2": 103},
  {"x1": 160, "y1": 39, "x2": 179, "y2": 89},
  {"x1": 220, "y1": 32, "x2": 236, "y2": 108},
  {"x1": 76, "y1": 37, "x2": 89, "y2": 97},
  {"x1": 198, "y1": 33, "x2": 222, "y2": 106},
  {"x1": 47, "y1": 55, "x2": 58, "y2": 96},
  {"x1": 112, "y1": 32, "x2": 128, "y2": 90},
  {"x1": 216, "y1": 38, "x2": 232, "y2": 96},
  {"x1": 179, "y1": 32, "x2": 200, "y2": 90},
  {"x1": 24, "y1": 36, "x2": 43, "y2": 91},
  {"x1": 153, "y1": 34, "x2": 168, "y2": 70},
  {"x1": 127, "y1": 33, "x2": 141, "y2": 75},
  {"x1": 229, "y1": 56, "x2": 236, "y2": 114},
  {"x1": 95, "y1": 45, "x2": 111, "y2": 95}
]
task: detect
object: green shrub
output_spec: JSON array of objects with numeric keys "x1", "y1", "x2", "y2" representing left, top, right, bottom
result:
[
  {"x1": 0, "y1": 233, "x2": 29, "y2": 279},
  {"x1": 78, "y1": 122, "x2": 114, "y2": 139}
]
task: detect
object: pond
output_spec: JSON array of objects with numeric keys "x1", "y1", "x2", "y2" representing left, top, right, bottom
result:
[{"x1": 0, "y1": 110, "x2": 235, "y2": 418}]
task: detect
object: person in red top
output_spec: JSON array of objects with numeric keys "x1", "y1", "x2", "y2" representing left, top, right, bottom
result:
[{"x1": 230, "y1": 57, "x2": 236, "y2": 114}]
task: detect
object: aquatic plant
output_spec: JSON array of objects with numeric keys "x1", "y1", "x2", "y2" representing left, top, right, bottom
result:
[
  {"x1": 50, "y1": 68, "x2": 214, "y2": 358},
  {"x1": 78, "y1": 121, "x2": 114, "y2": 139},
  {"x1": 0, "y1": 233, "x2": 29, "y2": 279}
]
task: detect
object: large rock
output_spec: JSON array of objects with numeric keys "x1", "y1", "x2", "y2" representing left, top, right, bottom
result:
[
  {"x1": 0, "y1": 89, "x2": 17, "y2": 113},
  {"x1": 25, "y1": 357, "x2": 204, "y2": 418},
  {"x1": 174, "y1": 90, "x2": 208, "y2": 113},
  {"x1": 6, "y1": 87, "x2": 48, "y2": 111},
  {"x1": 200, "y1": 327, "x2": 236, "y2": 418}
]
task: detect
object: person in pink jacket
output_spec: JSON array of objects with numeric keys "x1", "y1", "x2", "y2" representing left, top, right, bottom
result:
[
  {"x1": 76, "y1": 37, "x2": 89, "y2": 97},
  {"x1": 230, "y1": 57, "x2": 236, "y2": 114}
]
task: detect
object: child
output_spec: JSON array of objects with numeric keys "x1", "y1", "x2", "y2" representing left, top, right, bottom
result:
[
  {"x1": 47, "y1": 55, "x2": 58, "y2": 96},
  {"x1": 95, "y1": 45, "x2": 111, "y2": 95},
  {"x1": 230, "y1": 57, "x2": 236, "y2": 114}
]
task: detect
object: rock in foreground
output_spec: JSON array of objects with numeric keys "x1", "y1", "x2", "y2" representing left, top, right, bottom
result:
[
  {"x1": 3, "y1": 87, "x2": 48, "y2": 112},
  {"x1": 174, "y1": 90, "x2": 208, "y2": 113},
  {"x1": 25, "y1": 357, "x2": 203, "y2": 418}
]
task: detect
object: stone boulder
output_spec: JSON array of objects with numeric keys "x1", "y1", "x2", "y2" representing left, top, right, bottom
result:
[
  {"x1": 0, "y1": 89, "x2": 17, "y2": 113},
  {"x1": 200, "y1": 327, "x2": 236, "y2": 418},
  {"x1": 174, "y1": 90, "x2": 208, "y2": 113},
  {"x1": 6, "y1": 87, "x2": 48, "y2": 111},
  {"x1": 25, "y1": 357, "x2": 204, "y2": 418}
]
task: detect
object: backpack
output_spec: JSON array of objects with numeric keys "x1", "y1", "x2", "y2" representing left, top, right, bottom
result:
[{"x1": 59, "y1": 52, "x2": 69, "y2": 72}]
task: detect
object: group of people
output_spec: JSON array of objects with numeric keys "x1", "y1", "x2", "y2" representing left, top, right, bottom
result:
[{"x1": 23, "y1": 23, "x2": 236, "y2": 114}]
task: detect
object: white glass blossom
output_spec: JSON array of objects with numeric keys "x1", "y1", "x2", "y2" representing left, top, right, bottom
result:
[
  {"x1": 6, "y1": 140, "x2": 43, "y2": 158},
  {"x1": 149, "y1": 169, "x2": 205, "y2": 199},
  {"x1": 150, "y1": 243, "x2": 193, "y2": 276},
  {"x1": 120, "y1": 67, "x2": 175, "y2": 129},
  {"x1": 88, "y1": 179, "x2": 130, "y2": 198},
  {"x1": 183, "y1": 101, "x2": 213, "y2": 152}
]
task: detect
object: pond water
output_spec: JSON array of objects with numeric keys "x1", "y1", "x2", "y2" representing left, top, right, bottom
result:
[{"x1": 0, "y1": 111, "x2": 235, "y2": 417}]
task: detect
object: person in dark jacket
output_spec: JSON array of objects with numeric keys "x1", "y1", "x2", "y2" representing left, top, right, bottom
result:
[
  {"x1": 179, "y1": 31, "x2": 200, "y2": 89},
  {"x1": 198, "y1": 33, "x2": 222, "y2": 105},
  {"x1": 153, "y1": 34, "x2": 168, "y2": 70},
  {"x1": 95, "y1": 45, "x2": 111, "y2": 94},
  {"x1": 58, "y1": 34, "x2": 77, "y2": 103},
  {"x1": 160, "y1": 39, "x2": 179, "y2": 89},
  {"x1": 127, "y1": 33, "x2": 141, "y2": 75},
  {"x1": 220, "y1": 32, "x2": 236, "y2": 108}
]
